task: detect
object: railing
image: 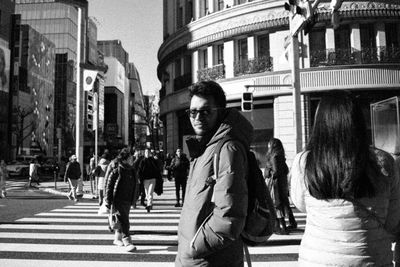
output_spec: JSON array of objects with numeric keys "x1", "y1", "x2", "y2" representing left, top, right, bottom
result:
[
  {"x1": 173, "y1": 73, "x2": 192, "y2": 92},
  {"x1": 234, "y1": 56, "x2": 273, "y2": 77},
  {"x1": 310, "y1": 46, "x2": 400, "y2": 67},
  {"x1": 197, "y1": 64, "x2": 225, "y2": 81}
]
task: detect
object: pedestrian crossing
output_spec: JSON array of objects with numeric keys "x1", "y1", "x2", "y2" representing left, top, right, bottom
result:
[{"x1": 0, "y1": 180, "x2": 306, "y2": 266}]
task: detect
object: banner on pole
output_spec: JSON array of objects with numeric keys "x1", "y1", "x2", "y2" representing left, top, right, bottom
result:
[{"x1": 83, "y1": 69, "x2": 98, "y2": 91}]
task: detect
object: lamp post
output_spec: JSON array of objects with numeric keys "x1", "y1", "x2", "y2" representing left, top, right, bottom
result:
[{"x1": 75, "y1": 6, "x2": 83, "y2": 176}]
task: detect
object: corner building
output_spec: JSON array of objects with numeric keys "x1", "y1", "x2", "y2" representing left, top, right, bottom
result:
[{"x1": 157, "y1": 0, "x2": 400, "y2": 165}]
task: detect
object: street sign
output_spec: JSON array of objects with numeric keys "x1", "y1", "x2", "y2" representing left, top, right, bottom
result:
[{"x1": 290, "y1": 14, "x2": 306, "y2": 36}]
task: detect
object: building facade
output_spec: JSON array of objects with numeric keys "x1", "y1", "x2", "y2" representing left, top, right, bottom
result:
[
  {"x1": 15, "y1": 0, "x2": 91, "y2": 158},
  {"x1": 0, "y1": 0, "x2": 14, "y2": 160},
  {"x1": 158, "y1": 0, "x2": 400, "y2": 165},
  {"x1": 10, "y1": 24, "x2": 56, "y2": 156}
]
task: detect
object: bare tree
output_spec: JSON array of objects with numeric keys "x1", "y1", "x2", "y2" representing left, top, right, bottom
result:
[{"x1": 14, "y1": 106, "x2": 35, "y2": 156}]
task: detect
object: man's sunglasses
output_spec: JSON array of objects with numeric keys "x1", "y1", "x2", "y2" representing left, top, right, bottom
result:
[{"x1": 185, "y1": 107, "x2": 224, "y2": 118}]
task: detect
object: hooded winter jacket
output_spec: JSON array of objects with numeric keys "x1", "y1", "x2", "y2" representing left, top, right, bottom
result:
[
  {"x1": 290, "y1": 149, "x2": 400, "y2": 266},
  {"x1": 175, "y1": 108, "x2": 253, "y2": 267}
]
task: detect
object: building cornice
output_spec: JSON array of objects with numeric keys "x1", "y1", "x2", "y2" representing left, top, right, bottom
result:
[{"x1": 158, "y1": 0, "x2": 400, "y2": 69}]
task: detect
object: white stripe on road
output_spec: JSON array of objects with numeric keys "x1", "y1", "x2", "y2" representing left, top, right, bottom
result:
[
  {"x1": 0, "y1": 224, "x2": 178, "y2": 231},
  {"x1": 36, "y1": 212, "x2": 181, "y2": 218},
  {"x1": 0, "y1": 243, "x2": 298, "y2": 255},
  {"x1": 0, "y1": 232, "x2": 178, "y2": 241},
  {"x1": 16, "y1": 217, "x2": 180, "y2": 223},
  {"x1": 0, "y1": 260, "x2": 179, "y2": 267}
]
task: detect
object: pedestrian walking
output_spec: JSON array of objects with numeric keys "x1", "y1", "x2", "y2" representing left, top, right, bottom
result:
[
  {"x1": 0, "y1": 159, "x2": 8, "y2": 198},
  {"x1": 264, "y1": 138, "x2": 296, "y2": 235},
  {"x1": 64, "y1": 155, "x2": 81, "y2": 202},
  {"x1": 28, "y1": 158, "x2": 40, "y2": 187},
  {"x1": 105, "y1": 148, "x2": 138, "y2": 252},
  {"x1": 290, "y1": 90, "x2": 400, "y2": 266},
  {"x1": 89, "y1": 152, "x2": 98, "y2": 196},
  {"x1": 95, "y1": 153, "x2": 110, "y2": 206},
  {"x1": 137, "y1": 148, "x2": 162, "y2": 212},
  {"x1": 164, "y1": 153, "x2": 173, "y2": 181},
  {"x1": 169, "y1": 148, "x2": 189, "y2": 207},
  {"x1": 175, "y1": 81, "x2": 252, "y2": 266}
]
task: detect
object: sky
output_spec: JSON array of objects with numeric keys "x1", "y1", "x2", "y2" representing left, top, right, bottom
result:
[{"x1": 88, "y1": 0, "x2": 163, "y2": 95}]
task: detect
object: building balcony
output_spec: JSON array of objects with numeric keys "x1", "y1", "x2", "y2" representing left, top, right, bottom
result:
[
  {"x1": 234, "y1": 56, "x2": 273, "y2": 77},
  {"x1": 310, "y1": 46, "x2": 400, "y2": 67},
  {"x1": 197, "y1": 64, "x2": 225, "y2": 81},
  {"x1": 173, "y1": 73, "x2": 192, "y2": 92}
]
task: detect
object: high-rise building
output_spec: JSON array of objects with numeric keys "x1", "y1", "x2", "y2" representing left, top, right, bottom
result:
[
  {"x1": 10, "y1": 23, "x2": 56, "y2": 156},
  {"x1": 14, "y1": 0, "x2": 89, "y2": 157},
  {"x1": 0, "y1": 0, "x2": 14, "y2": 160},
  {"x1": 158, "y1": 0, "x2": 400, "y2": 165}
]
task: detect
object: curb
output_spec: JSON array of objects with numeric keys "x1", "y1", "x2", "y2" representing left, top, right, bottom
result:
[{"x1": 39, "y1": 187, "x2": 96, "y2": 199}]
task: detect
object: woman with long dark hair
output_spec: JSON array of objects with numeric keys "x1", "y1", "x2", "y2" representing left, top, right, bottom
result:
[
  {"x1": 290, "y1": 90, "x2": 400, "y2": 265},
  {"x1": 264, "y1": 138, "x2": 296, "y2": 234}
]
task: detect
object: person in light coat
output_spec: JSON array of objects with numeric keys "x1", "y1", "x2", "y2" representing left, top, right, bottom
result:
[{"x1": 290, "y1": 90, "x2": 400, "y2": 266}]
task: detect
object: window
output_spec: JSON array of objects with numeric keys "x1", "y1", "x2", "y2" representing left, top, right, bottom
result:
[
  {"x1": 385, "y1": 23, "x2": 399, "y2": 48},
  {"x1": 334, "y1": 25, "x2": 350, "y2": 50},
  {"x1": 177, "y1": 6, "x2": 183, "y2": 29},
  {"x1": 200, "y1": 49, "x2": 208, "y2": 68},
  {"x1": 175, "y1": 58, "x2": 181, "y2": 77},
  {"x1": 186, "y1": 1, "x2": 193, "y2": 24},
  {"x1": 360, "y1": 24, "x2": 376, "y2": 49},
  {"x1": 238, "y1": 39, "x2": 248, "y2": 61},
  {"x1": 217, "y1": 44, "x2": 224, "y2": 64},
  {"x1": 217, "y1": 0, "x2": 224, "y2": 11},
  {"x1": 257, "y1": 34, "x2": 269, "y2": 59},
  {"x1": 201, "y1": 0, "x2": 209, "y2": 17}
]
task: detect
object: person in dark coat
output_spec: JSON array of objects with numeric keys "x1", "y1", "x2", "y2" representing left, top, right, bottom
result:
[
  {"x1": 170, "y1": 148, "x2": 189, "y2": 207},
  {"x1": 264, "y1": 138, "x2": 296, "y2": 235},
  {"x1": 64, "y1": 155, "x2": 81, "y2": 202},
  {"x1": 137, "y1": 148, "x2": 162, "y2": 212},
  {"x1": 105, "y1": 148, "x2": 138, "y2": 252},
  {"x1": 164, "y1": 153, "x2": 173, "y2": 181}
]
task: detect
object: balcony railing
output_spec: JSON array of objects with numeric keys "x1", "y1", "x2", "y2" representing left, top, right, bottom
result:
[
  {"x1": 234, "y1": 56, "x2": 273, "y2": 77},
  {"x1": 173, "y1": 73, "x2": 192, "y2": 92},
  {"x1": 310, "y1": 46, "x2": 400, "y2": 67},
  {"x1": 197, "y1": 64, "x2": 225, "y2": 81}
]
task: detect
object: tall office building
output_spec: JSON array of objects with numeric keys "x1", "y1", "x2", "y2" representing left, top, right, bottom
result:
[
  {"x1": 158, "y1": 0, "x2": 400, "y2": 165},
  {"x1": 15, "y1": 0, "x2": 89, "y2": 156}
]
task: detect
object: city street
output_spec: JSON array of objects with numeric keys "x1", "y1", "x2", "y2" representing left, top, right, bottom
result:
[{"x1": 0, "y1": 179, "x2": 305, "y2": 266}]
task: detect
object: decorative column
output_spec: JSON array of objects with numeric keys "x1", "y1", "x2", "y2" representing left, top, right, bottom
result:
[
  {"x1": 247, "y1": 36, "x2": 255, "y2": 60},
  {"x1": 223, "y1": 40, "x2": 234, "y2": 78},
  {"x1": 207, "y1": 46, "x2": 213, "y2": 68},
  {"x1": 192, "y1": 50, "x2": 199, "y2": 82},
  {"x1": 375, "y1": 22, "x2": 386, "y2": 61},
  {"x1": 350, "y1": 23, "x2": 361, "y2": 63}
]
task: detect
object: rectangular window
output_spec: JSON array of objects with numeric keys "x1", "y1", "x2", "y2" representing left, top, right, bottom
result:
[
  {"x1": 217, "y1": 44, "x2": 224, "y2": 64},
  {"x1": 238, "y1": 39, "x2": 248, "y2": 61},
  {"x1": 177, "y1": 5, "x2": 183, "y2": 29},
  {"x1": 202, "y1": 49, "x2": 208, "y2": 68},
  {"x1": 385, "y1": 23, "x2": 399, "y2": 48},
  {"x1": 334, "y1": 25, "x2": 351, "y2": 50},
  {"x1": 175, "y1": 59, "x2": 181, "y2": 77},
  {"x1": 257, "y1": 34, "x2": 269, "y2": 59},
  {"x1": 217, "y1": 0, "x2": 224, "y2": 11},
  {"x1": 186, "y1": 1, "x2": 193, "y2": 24},
  {"x1": 360, "y1": 24, "x2": 376, "y2": 48}
]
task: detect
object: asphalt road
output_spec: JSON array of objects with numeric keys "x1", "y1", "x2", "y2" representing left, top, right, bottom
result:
[{"x1": 0, "y1": 178, "x2": 71, "y2": 222}]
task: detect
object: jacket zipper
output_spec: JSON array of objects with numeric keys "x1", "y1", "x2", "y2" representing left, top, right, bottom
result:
[{"x1": 190, "y1": 211, "x2": 213, "y2": 249}]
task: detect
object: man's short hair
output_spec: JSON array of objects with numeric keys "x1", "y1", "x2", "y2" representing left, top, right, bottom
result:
[
  {"x1": 117, "y1": 148, "x2": 130, "y2": 161},
  {"x1": 189, "y1": 81, "x2": 226, "y2": 108}
]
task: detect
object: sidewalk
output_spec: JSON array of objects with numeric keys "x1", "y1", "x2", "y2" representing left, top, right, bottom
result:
[{"x1": 38, "y1": 178, "x2": 98, "y2": 200}]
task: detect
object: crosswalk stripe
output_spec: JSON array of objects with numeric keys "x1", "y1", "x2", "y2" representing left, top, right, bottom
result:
[{"x1": 1, "y1": 180, "x2": 305, "y2": 266}]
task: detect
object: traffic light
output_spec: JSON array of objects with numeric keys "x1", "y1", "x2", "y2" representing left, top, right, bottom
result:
[
  {"x1": 241, "y1": 92, "x2": 253, "y2": 112},
  {"x1": 284, "y1": 0, "x2": 303, "y2": 15}
]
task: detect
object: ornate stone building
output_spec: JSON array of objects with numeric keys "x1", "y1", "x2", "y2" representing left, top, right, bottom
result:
[{"x1": 157, "y1": 0, "x2": 400, "y2": 165}]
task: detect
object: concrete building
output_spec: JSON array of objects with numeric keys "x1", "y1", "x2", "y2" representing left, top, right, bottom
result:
[
  {"x1": 0, "y1": 0, "x2": 14, "y2": 161},
  {"x1": 157, "y1": 0, "x2": 400, "y2": 165}
]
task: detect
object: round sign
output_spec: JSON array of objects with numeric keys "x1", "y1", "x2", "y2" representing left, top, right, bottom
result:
[{"x1": 86, "y1": 76, "x2": 93, "y2": 84}]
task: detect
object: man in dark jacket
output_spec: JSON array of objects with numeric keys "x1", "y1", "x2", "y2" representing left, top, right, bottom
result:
[
  {"x1": 170, "y1": 148, "x2": 189, "y2": 207},
  {"x1": 175, "y1": 81, "x2": 252, "y2": 267},
  {"x1": 137, "y1": 148, "x2": 162, "y2": 212},
  {"x1": 64, "y1": 155, "x2": 81, "y2": 202},
  {"x1": 105, "y1": 148, "x2": 138, "y2": 252}
]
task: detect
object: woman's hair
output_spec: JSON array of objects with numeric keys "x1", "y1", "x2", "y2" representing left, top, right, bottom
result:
[
  {"x1": 267, "y1": 138, "x2": 285, "y2": 159},
  {"x1": 304, "y1": 90, "x2": 375, "y2": 199},
  {"x1": 117, "y1": 148, "x2": 130, "y2": 162}
]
